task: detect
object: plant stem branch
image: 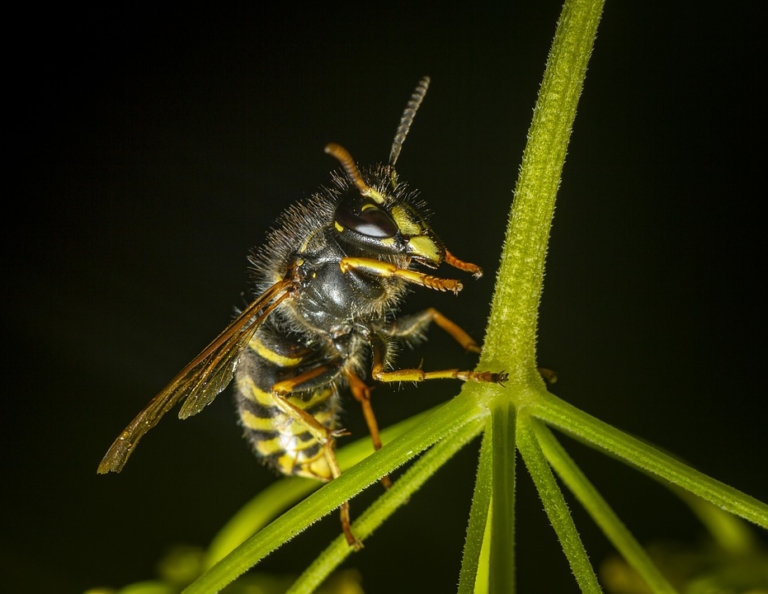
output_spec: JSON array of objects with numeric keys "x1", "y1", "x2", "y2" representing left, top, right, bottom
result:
[
  {"x1": 458, "y1": 421, "x2": 494, "y2": 594},
  {"x1": 533, "y1": 420, "x2": 677, "y2": 594},
  {"x1": 490, "y1": 404, "x2": 517, "y2": 594},
  {"x1": 535, "y1": 392, "x2": 768, "y2": 529},
  {"x1": 516, "y1": 413, "x2": 602, "y2": 593}
]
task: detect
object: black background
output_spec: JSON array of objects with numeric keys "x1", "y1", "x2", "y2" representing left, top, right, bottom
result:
[{"x1": 3, "y1": 2, "x2": 767, "y2": 592}]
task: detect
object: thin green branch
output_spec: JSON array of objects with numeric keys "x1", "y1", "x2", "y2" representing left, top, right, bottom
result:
[
  {"x1": 533, "y1": 419, "x2": 677, "y2": 594},
  {"x1": 490, "y1": 404, "x2": 517, "y2": 594},
  {"x1": 516, "y1": 413, "x2": 602, "y2": 593},
  {"x1": 535, "y1": 392, "x2": 768, "y2": 529},
  {"x1": 458, "y1": 422, "x2": 494, "y2": 594},
  {"x1": 287, "y1": 417, "x2": 486, "y2": 594}
]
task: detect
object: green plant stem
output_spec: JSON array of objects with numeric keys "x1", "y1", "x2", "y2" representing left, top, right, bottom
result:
[
  {"x1": 535, "y1": 392, "x2": 768, "y2": 529},
  {"x1": 287, "y1": 417, "x2": 486, "y2": 594},
  {"x1": 458, "y1": 422, "x2": 494, "y2": 594},
  {"x1": 481, "y1": 0, "x2": 605, "y2": 386},
  {"x1": 516, "y1": 413, "x2": 602, "y2": 593},
  {"x1": 490, "y1": 404, "x2": 517, "y2": 594},
  {"x1": 533, "y1": 419, "x2": 677, "y2": 594}
]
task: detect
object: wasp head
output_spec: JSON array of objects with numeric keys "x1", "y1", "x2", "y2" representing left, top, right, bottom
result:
[{"x1": 326, "y1": 143, "x2": 445, "y2": 268}]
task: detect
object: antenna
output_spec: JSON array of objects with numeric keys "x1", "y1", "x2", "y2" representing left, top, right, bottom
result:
[
  {"x1": 388, "y1": 76, "x2": 430, "y2": 169},
  {"x1": 325, "y1": 143, "x2": 386, "y2": 204}
]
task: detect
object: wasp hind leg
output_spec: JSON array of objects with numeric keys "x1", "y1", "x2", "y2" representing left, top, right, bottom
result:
[
  {"x1": 345, "y1": 370, "x2": 393, "y2": 490},
  {"x1": 271, "y1": 365, "x2": 362, "y2": 550}
]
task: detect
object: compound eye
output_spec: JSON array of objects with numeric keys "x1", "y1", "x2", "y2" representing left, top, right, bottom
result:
[{"x1": 335, "y1": 197, "x2": 398, "y2": 238}]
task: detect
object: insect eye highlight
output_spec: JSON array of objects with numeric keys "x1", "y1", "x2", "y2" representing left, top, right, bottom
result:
[{"x1": 335, "y1": 196, "x2": 398, "y2": 239}]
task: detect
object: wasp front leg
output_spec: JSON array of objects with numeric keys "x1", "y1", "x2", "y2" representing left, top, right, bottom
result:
[{"x1": 340, "y1": 257, "x2": 464, "y2": 294}]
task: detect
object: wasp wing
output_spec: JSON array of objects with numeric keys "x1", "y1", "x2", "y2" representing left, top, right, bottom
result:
[{"x1": 98, "y1": 280, "x2": 292, "y2": 474}]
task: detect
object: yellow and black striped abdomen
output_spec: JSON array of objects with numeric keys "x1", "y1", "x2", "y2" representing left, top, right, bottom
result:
[{"x1": 234, "y1": 331, "x2": 340, "y2": 481}]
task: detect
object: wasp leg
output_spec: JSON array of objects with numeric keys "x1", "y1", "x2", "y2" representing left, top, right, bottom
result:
[
  {"x1": 383, "y1": 307, "x2": 482, "y2": 353},
  {"x1": 370, "y1": 335, "x2": 507, "y2": 385},
  {"x1": 345, "y1": 370, "x2": 393, "y2": 490},
  {"x1": 271, "y1": 365, "x2": 362, "y2": 549},
  {"x1": 340, "y1": 257, "x2": 463, "y2": 294},
  {"x1": 445, "y1": 249, "x2": 483, "y2": 279},
  {"x1": 384, "y1": 313, "x2": 556, "y2": 384}
]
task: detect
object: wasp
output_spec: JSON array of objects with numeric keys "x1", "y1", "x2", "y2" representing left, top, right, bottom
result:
[{"x1": 98, "y1": 77, "x2": 506, "y2": 548}]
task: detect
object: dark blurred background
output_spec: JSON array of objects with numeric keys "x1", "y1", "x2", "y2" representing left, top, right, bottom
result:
[{"x1": 3, "y1": 2, "x2": 767, "y2": 592}]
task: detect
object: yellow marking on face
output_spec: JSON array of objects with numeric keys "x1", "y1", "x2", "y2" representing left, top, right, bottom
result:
[
  {"x1": 237, "y1": 377, "x2": 275, "y2": 406},
  {"x1": 248, "y1": 336, "x2": 305, "y2": 367},
  {"x1": 380, "y1": 237, "x2": 396, "y2": 248},
  {"x1": 391, "y1": 205, "x2": 423, "y2": 236},
  {"x1": 363, "y1": 187, "x2": 386, "y2": 205},
  {"x1": 407, "y1": 235, "x2": 442, "y2": 262},
  {"x1": 334, "y1": 220, "x2": 344, "y2": 233}
]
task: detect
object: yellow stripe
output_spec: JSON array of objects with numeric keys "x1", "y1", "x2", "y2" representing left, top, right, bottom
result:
[
  {"x1": 288, "y1": 421, "x2": 314, "y2": 436},
  {"x1": 312, "y1": 409, "x2": 334, "y2": 427},
  {"x1": 248, "y1": 336, "x2": 305, "y2": 367},
  {"x1": 237, "y1": 376, "x2": 274, "y2": 406},
  {"x1": 240, "y1": 409, "x2": 286, "y2": 432},
  {"x1": 286, "y1": 387, "x2": 334, "y2": 410},
  {"x1": 255, "y1": 436, "x2": 284, "y2": 456},
  {"x1": 255, "y1": 432, "x2": 321, "y2": 457},
  {"x1": 241, "y1": 407, "x2": 327, "y2": 437}
]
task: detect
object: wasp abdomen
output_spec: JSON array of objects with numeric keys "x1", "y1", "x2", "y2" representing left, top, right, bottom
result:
[{"x1": 234, "y1": 330, "x2": 340, "y2": 481}]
